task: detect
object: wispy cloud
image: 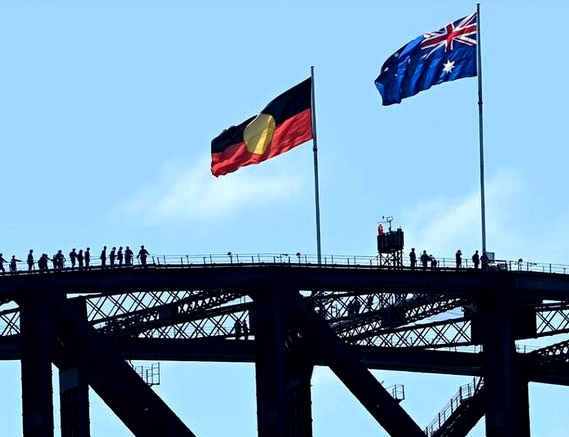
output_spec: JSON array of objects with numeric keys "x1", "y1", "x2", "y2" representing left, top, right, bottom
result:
[
  {"x1": 402, "y1": 169, "x2": 525, "y2": 257},
  {"x1": 118, "y1": 155, "x2": 305, "y2": 223}
]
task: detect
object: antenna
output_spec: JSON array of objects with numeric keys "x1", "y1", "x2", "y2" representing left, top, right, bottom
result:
[
  {"x1": 381, "y1": 215, "x2": 394, "y2": 231},
  {"x1": 377, "y1": 216, "x2": 404, "y2": 268}
]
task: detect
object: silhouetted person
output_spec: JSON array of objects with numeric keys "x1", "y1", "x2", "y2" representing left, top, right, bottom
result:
[
  {"x1": 430, "y1": 255, "x2": 437, "y2": 270},
  {"x1": 420, "y1": 250, "x2": 429, "y2": 270},
  {"x1": 69, "y1": 249, "x2": 77, "y2": 269},
  {"x1": 0, "y1": 254, "x2": 8, "y2": 273},
  {"x1": 38, "y1": 254, "x2": 47, "y2": 271},
  {"x1": 10, "y1": 256, "x2": 21, "y2": 273},
  {"x1": 110, "y1": 247, "x2": 116, "y2": 267},
  {"x1": 456, "y1": 250, "x2": 462, "y2": 270},
  {"x1": 55, "y1": 250, "x2": 65, "y2": 270},
  {"x1": 125, "y1": 246, "x2": 133, "y2": 265},
  {"x1": 77, "y1": 250, "x2": 84, "y2": 269},
  {"x1": 100, "y1": 246, "x2": 107, "y2": 267},
  {"x1": 117, "y1": 247, "x2": 123, "y2": 266},
  {"x1": 409, "y1": 248, "x2": 417, "y2": 270},
  {"x1": 85, "y1": 247, "x2": 91, "y2": 268},
  {"x1": 367, "y1": 294, "x2": 374, "y2": 311},
  {"x1": 481, "y1": 252, "x2": 489, "y2": 271},
  {"x1": 42, "y1": 254, "x2": 52, "y2": 272},
  {"x1": 242, "y1": 321, "x2": 249, "y2": 340},
  {"x1": 346, "y1": 301, "x2": 351, "y2": 316},
  {"x1": 52, "y1": 253, "x2": 58, "y2": 269},
  {"x1": 353, "y1": 298, "x2": 361, "y2": 315},
  {"x1": 137, "y1": 245, "x2": 149, "y2": 266},
  {"x1": 234, "y1": 320, "x2": 242, "y2": 339},
  {"x1": 27, "y1": 250, "x2": 34, "y2": 271},
  {"x1": 472, "y1": 250, "x2": 480, "y2": 269}
]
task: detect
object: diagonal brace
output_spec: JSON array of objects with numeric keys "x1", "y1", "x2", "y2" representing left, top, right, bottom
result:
[
  {"x1": 49, "y1": 296, "x2": 197, "y2": 437},
  {"x1": 288, "y1": 293, "x2": 425, "y2": 437}
]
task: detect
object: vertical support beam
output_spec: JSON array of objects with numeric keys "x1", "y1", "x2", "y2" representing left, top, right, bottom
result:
[
  {"x1": 287, "y1": 344, "x2": 314, "y2": 437},
  {"x1": 515, "y1": 379, "x2": 530, "y2": 437},
  {"x1": 481, "y1": 286, "x2": 530, "y2": 437},
  {"x1": 20, "y1": 297, "x2": 54, "y2": 437},
  {"x1": 59, "y1": 364, "x2": 90, "y2": 437},
  {"x1": 58, "y1": 298, "x2": 90, "y2": 437},
  {"x1": 251, "y1": 290, "x2": 289, "y2": 437},
  {"x1": 250, "y1": 290, "x2": 314, "y2": 437}
]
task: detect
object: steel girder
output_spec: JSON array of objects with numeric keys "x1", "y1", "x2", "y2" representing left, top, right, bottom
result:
[
  {"x1": 29, "y1": 293, "x2": 197, "y2": 437},
  {"x1": 2, "y1": 264, "x2": 569, "y2": 302},
  {"x1": 6, "y1": 294, "x2": 569, "y2": 350},
  {"x1": 286, "y1": 291, "x2": 426, "y2": 437},
  {"x1": 2, "y1": 266, "x2": 569, "y2": 437}
]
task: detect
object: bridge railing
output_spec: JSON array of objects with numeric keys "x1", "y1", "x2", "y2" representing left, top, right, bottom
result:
[
  {"x1": 150, "y1": 253, "x2": 569, "y2": 275},
  {"x1": 425, "y1": 377, "x2": 484, "y2": 436},
  {"x1": 2, "y1": 252, "x2": 569, "y2": 276}
]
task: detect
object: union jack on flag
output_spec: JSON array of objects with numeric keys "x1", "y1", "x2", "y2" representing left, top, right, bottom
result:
[
  {"x1": 375, "y1": 12, "x2": 478, "y2": 105},
  {"x1": 421, "y1": 13, "x2": 477, "y2": 59}
]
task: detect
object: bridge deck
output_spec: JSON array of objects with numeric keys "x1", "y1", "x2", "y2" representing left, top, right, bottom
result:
[{"x1": 2, "y1": 262, "x2": 569, "y2": 302}]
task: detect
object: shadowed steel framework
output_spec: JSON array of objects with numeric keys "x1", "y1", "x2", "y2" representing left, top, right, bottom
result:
[{"x1": 2, "y1": 257, "x2": 569, "y2": 437}]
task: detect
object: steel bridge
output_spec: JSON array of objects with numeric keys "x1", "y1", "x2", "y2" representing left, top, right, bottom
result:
[{"x1": 2, "y1": 253, "x2": 569, "y2": 437}]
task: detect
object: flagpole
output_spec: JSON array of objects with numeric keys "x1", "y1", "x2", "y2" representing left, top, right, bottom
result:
[
  {"x1": 311, "y1": 66, "x2": 322, "y2": 264},
  {"x1": 476, "y1": 3, "x2": 487, "y2": 254}
]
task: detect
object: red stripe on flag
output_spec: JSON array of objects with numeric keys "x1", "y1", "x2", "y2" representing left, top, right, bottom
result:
[{"x1": 211, "y1": 108, "x2": 312, "y2": 177}]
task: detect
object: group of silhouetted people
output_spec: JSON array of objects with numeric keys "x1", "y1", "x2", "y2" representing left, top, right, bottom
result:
[
  {"x1": 408, "y1": 248, "x2": 490, "y2": 271},
  {"x1": 0, "y1": 254, "x2": 20, "y2": 273},
  {"x1": 0, "y1": 245, "x2": 151, "y2": 273}
]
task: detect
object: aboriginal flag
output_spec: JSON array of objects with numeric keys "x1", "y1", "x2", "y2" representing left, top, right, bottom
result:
[{"x1": 211, "y1": 78, "x2": 313, "y2": 177}]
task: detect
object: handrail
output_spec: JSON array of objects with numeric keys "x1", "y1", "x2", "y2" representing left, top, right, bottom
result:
[
  {"x1": 1, "y1": 252, "x2": 569, "y2": 277},
  {"x1": 425, "y1": 377, "x2": 484, "y2": 436}
]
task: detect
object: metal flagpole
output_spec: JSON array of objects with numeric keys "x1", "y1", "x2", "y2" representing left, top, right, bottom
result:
[
  {"x1": 476, "y1": 3, "x2": 487, "y2": 254},
  {"x1": 311, "y1": 66, "x2": 322, "y2": 264}
]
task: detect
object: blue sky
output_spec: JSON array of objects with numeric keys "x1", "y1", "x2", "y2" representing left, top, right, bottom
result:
[{"x1": 1, "y1": 0, "x2": 568, "y2": 435}]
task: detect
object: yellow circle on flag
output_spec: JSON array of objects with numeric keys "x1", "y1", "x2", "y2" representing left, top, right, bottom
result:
[{"x1": 244, "y1": 113, "x2": 276, "y2": 155}]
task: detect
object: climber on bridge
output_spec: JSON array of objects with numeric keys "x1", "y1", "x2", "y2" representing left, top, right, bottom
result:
[
  {"x1": 234, "y1": 320, "x2": 242, "y2": 339},
  {"x1": 472, "y1": 250, "x2": 480, "y2": 269},
  {"x1": 69, "y1": 249, "x2": 78, "y2": 269},
  {"x1": 117, "y1": 246, "x2": 124, "y2": 266},
  {"x1": 125, "y1": 246, "x2": 133, "y2": 265},
  {"x1": 409, "y1": 248, "x2": 417, "y2": 270},
  {"x1": 481, "y1": 252, "x2": 489, "y2": 271},
  {"x1": 77, "y1": 250, "x2": 84, "y2": 269},
  {"x1": 455, "y1": 250, "x2": 462, "y2": 270},
  {"x1": 0, "y1": 254, "x2": 7, "y2": 273},
  {"x1": 38, "y1": 253, "x2": 50, "y2": 271},
  {"x1": 137, "y1": 245, "x2": 149, "y2": 266},
  {"x1": 9, "y1": 256, "x2": 21, "y2": 273},
  {"x1": 27, "y1": 250, "x2": 34, "y2": 271},
  {"x1": 110, "y1": 247, "x2": 116, "y2": 267},
  {"x1": 100, "y1": 246, "x2": 107, "y2": 267},
  {"x1": 430, "y1": 255, "x2": 437, "y2": 270},
  {"x1": 420, "y1": 250, "x2": 429, "y2": 270},
  {"x1": 55, "y1": 250, "x2": 66, "y2": 270}
]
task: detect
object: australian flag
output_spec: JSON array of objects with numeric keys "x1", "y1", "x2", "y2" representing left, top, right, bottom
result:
[{"x1": 375, "y1": 13, "x2": 477, "y2": 106}]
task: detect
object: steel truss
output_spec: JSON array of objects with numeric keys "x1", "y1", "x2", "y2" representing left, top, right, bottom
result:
[{"x1": 1, "y1": 264, "x2": 569, "y2": 437}]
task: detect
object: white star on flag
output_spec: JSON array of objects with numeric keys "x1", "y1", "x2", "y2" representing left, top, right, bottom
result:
[{"x1": 443, "y1": 60, "x2": 455, "y2": 73}]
